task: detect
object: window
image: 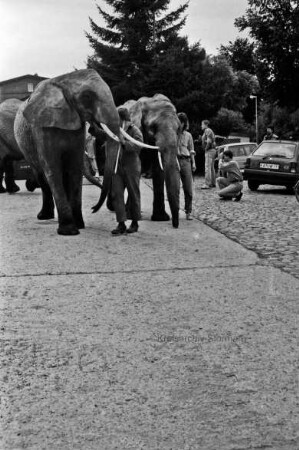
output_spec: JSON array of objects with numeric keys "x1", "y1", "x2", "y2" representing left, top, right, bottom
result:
[{"x1": 27, "y1": 83, "x2": 34, "y2": 92}]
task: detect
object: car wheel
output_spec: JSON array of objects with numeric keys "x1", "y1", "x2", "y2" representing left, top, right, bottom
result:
[{"x1": 248, "y1": 180, "x2": 260, "y2": 191}]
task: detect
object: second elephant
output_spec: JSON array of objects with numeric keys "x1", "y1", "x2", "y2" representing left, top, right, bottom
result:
[{"x1": 122, "y1": 94, "x2": 181, "y2": 228}]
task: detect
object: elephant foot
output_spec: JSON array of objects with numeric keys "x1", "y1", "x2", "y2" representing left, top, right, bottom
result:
[
  {"x1": 75, "y1": 219, "x2": 85, "y2": 229},
  {"x1": 172, "y1": 217, "x2": 179, "y2": 228},
  {"x1": 7, "y1": 184, "x2": 20, "y2": 194},
  {"x1": 151, "y1": 211, "x2": 170, "y2": 221},
  {"x1": 0, "y1": 186, "x2": 6, "y2": 194},
  {"x1": 57, "y1": 224, "x2": 80, "y2": 236},
  {"x1": 37, "y1": 210, "x2": 55, "y2": 220},
  {"x1": 26, "y1": 179, "x2": 39, "y2": 192}
]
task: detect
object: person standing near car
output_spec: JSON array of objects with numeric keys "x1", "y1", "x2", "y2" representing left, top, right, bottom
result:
[
  {"x1": 264, "y1": 125, "x2": 278, "y2": 141},
  {"x1": 201, "y1": 119, "x2": 217, "y2": 189},
  {"x1": 177, "y1": 112, "x2": 196, "y2": 220},
  {"x1": 216, "y1": 149, "x2": 243, "y2": 201}
]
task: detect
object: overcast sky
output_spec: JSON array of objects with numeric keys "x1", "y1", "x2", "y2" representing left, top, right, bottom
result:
[{"x1": 0, "y1": 0, "x2": 249, "y2": 81}]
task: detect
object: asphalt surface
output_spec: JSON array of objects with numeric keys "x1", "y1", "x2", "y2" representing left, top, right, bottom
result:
[{"x1": 0, "y1": 178, "x2": 299, "y2": 450}]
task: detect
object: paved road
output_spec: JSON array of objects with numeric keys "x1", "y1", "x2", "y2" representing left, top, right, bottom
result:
[
  {"x1": 191, "y1": 177, "x2": 299, "y2": 279},
  {"x1": 0, "y1": 179, "x2": 299, "y2": 450}
]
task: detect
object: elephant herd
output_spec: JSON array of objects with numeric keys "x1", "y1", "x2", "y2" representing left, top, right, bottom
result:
[{"x1": 0, "y1": 69, "x2": 182, "y2": 235}]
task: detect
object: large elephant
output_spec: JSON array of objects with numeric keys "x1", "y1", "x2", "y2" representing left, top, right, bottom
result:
[
  {"x1": 121, "y1": 94, "x2": 181, "y2": 228},
  {"x1": 13, "y1": 69, "x2": 127, "y2": 236}
]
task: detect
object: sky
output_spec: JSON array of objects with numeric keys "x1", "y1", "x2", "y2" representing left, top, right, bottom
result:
[{"x1": 0, "y1": 0, "x2": 249, "y2": 81}]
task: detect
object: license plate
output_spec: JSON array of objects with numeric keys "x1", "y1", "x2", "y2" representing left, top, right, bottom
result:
[{"x1": 260, "y1": 163, "x2": 279, "y2": 169}]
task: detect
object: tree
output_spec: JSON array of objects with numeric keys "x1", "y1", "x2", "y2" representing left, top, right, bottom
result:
[
  {"x1": 211, "y1": 108, "x2": 248, "y2": 137},
  {"x1": 86, "y1": 0, "x2": 188, "y2": 104},
  {"x1": 219, "y1": 37, "x2": 256, "y2": 74},
  {"x1": 235, "y1": 0, "x2": 299, "y2": 109}
]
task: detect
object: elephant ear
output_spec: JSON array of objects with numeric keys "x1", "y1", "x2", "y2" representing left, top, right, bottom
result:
[{"x1": 23, "y1": 80, "x2": 82, "y2": 130}]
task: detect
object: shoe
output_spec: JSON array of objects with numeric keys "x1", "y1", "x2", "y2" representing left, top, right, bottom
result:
[
  {"x1": 233, "y1": 192, "x2": 243, "y2": 202},
  {"x1": 127, "y1": 223, "x2": 139, "y2": 233},
  {"x1": 111, "y1": 223, "x2": 127, "y2": 235},
  {"x1": 201, "y1": 185, "x2": 210, "y2": 190},
  {"x1": 186, "y1": 213, "x2": 193, "y2": 220}
]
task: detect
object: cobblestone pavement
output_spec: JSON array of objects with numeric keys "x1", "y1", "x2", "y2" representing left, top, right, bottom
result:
[{"x1": 191, "y1": 176, "x2": 299, "y2": 280}]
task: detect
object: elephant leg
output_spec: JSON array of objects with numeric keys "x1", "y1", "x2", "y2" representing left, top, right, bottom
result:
[
  {"x1": 3, "y1": 158, "x2": 20, "y2": 193},
  {"x1": 37, "y1": 129, "x2": 82, "y2": 235},
  {"x1": 25, "y1": 177, "x2": 40, "y2": 192},
  {"x1": 164, "y1": 163, "x2": 180, "y2": 229},
  {"x1": 36, "y1": 172, "x2": 55, "y2": 220},
  {"x1": 151, "y1": 154, "x2": 170, "y2": 221},
  {"x1": 63, "y1": 153, "x2": 85, "y2": 230}
]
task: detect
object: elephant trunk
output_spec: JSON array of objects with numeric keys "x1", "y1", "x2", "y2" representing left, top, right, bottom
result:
[
  {"x1": 164, "y1": 155, "x2": 180, "y2": 228},
  {"x1": 91, "y1": 137, "x2": 119, "y2": 213}
]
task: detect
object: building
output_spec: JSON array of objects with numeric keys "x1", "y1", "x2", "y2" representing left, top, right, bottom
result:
[{"x1": 0, "y1": 74, "x2": 48, "y2": 103}]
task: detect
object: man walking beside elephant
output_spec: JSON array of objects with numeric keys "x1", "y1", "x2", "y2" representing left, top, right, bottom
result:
[{"x1": 110, "y1": 107, "x2": 144, "y2": 235}]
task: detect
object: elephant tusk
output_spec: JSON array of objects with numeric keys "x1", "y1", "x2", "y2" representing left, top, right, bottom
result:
[
  {"x1": 176, "y1": 157, "x2": 181, "y2": 171},
  {"x1": 114, "y1": 144, "x2": 121, "y2": 174},
  {"x1": 120, "y1": 128, "x2": 160, "y2": 150},
  {"x1": 158, "y1": 152, "x2": 163, "y2": 171},
  {"x1": 100, "y1": 123, "x2": 120, "y2": 142}
]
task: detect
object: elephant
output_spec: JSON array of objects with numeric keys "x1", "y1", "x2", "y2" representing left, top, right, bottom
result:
[
  {"x1": 13, "y1": 68, "x2": 137, "y2": 236},
  {"x1": 0, "y1": 97, "x2": 103, "y2": 195},
  {"x1": 118, "y1": 95, "x2": 181, "y2": 228},
  {"x1": 0, "y1": 98, "x2": 24, "y2": 193}
]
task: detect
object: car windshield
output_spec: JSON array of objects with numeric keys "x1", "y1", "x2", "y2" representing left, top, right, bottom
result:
[{"x1": 254, "y1": 142, "x2": 296, "y2": 159}]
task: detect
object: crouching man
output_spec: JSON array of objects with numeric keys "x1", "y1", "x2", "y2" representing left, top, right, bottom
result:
[
  {"x1": 216, "y1": 149, "x2": 243, "y2": 201},
  {"x1": 111, "y1": 107, "x2": 144, "y2": 235}
]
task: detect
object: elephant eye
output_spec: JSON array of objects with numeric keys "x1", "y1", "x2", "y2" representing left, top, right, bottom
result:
[{"x1": 80, "y1": 91, "x2": 94, "y2": 108}]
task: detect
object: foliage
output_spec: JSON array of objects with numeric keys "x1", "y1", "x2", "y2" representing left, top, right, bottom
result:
[
  {"x1": 235, "y1": 0, "x2": 299, "y2": 109},
  {"x1": 86, "y1": 0, "x2": 188, "y2": 104},
  {"x1": 211, "y1": 108, "x2": 248, "y2": 137},
  {"x1": 85, "y1": 0, "x2": 263, "y2": 138},
  {"x1": 219, "y1": 38, "x2": 257, "y2": 74}
]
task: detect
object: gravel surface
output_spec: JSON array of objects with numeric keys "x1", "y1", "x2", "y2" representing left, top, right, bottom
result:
[{"x1": 191, "y1": 176, "x2": 299, "y2": 279}]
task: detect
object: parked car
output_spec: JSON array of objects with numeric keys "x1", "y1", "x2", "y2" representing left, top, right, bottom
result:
[
  {"x1": 243, "y1": 140, "x2": 299, "y2": 191},
  {"x1": 13, "y1": 159, "x2": 39, "y2": 192},
  {"x1": 215, "y1": 142, "x2": 257, "y2": 174}
]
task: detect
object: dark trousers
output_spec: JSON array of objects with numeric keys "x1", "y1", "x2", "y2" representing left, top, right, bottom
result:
[
  {"x1": 179, "y1": 158, "x2": 193, "y2": 214},
  {"x1": 111, "y1": 166, "x2": 141, "y2": 223}
]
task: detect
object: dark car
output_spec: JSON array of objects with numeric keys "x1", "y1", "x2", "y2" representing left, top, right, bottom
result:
[
  {"x1": 215, "y1": 142, "x2": 257, "y2": 174},
  {"x1": 243, "y1": 140, "x2": 299, "y2": 191},
  {"x1": 13, "y1": 159, "x2": 39, "y2": 192}
]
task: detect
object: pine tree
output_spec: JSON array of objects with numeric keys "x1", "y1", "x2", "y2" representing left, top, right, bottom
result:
[{"x1": 86, "y1": 0, "x2": 188, "y2": 103}]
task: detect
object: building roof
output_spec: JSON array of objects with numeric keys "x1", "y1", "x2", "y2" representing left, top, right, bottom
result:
[{"x1": 0, "y1": 74, "x2": 48, "y2": 86}]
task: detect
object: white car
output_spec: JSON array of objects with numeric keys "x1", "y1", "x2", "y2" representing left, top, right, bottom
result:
[{"x1": 215, "y1": 142, "x2": 258, "y2": 173}]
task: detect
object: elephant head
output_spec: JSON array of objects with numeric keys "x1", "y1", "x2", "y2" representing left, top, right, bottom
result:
[
  {"x1": 123, "y1": 94, "x2": 181, "y2": 228},
  {"x1": 15, "y1": 69, "x2": 126, "y2": 235}
]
